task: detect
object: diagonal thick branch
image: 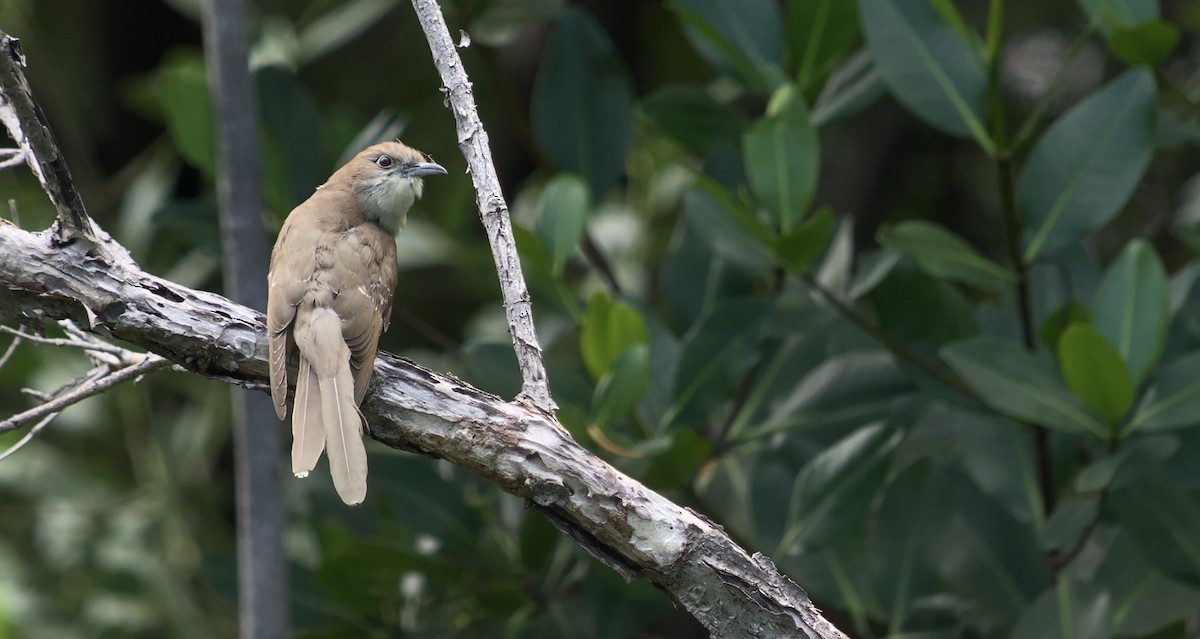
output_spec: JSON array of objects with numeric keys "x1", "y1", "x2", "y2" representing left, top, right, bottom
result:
[
  {"x1": 0, "y1": 25, "x2": 847, "y2": 639},
  {"x1": 0, "y1": 224, "x2": 846, "y2": 639},
  {"x1": 0, "y1": 35, "x2": 97, "y2": 245}
]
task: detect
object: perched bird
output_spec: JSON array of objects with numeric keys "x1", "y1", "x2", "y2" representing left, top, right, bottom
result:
[{"x1": 267, "y1": 141, "x2": 446, "y2": 505}]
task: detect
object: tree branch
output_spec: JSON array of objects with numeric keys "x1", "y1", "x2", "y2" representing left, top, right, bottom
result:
[
  {"x1": 0, "y1": 219, "x2": 847, "y2": 639},
  {"x1": 0, "y1": 22, "x2": 849, "y2": 639},
  {"x1": 408, "y1": 0, "x2": 556, "y2": 414},
  {"x1": 0, "y1": 348, "x2": 173, "y2": 434},
  {"x1": 0, "y1": 34, "x2": 98, "y2": 245},
  {"x1": 0, "y1": 412, "x2": 56, "y2": 463}
]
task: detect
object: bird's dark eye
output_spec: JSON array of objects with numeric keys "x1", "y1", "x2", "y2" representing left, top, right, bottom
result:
[{"x1": 376, "y1": 155, "x2": 393, "y2": 168}]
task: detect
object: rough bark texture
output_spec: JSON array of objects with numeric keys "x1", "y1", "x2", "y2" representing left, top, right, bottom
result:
[
  {"x1": 0, "y1": 36, "x2": 96, "y2": 244},
  {"x1": 0, "y1": 224, "x2": 848, "y2": 639},
  {"x1": 408, "y1": 0, "x2": 556, "y2": 415}
]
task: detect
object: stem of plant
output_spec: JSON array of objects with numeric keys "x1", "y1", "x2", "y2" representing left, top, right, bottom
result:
[
  {"x1": 801, "y1": 275, "x2": 986, "y2": 408},
  {"x1": 988, "y1": 3, "x2": 1056, "y2": 520}
]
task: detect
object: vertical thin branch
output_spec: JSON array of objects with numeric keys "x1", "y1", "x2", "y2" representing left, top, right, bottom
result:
[
  {"x1": 996, "y1": 159, "x2": 1035, "y2": 348},
  {"x1": 408, "y1": 0, "x2": 557, "y2": 414},
  {"x1": 986, "y1": 4, "x2": 1055, "y2": 520},
  {"x1": 0, "y1": 33, "x2": 98, "y2": 245},
  {"x1": 200, "y1": 2, "x2": 288, "y2": 637}
]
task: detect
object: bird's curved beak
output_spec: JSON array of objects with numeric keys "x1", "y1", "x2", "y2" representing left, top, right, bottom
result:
[{"x1": 403, "y1": 162, "x2": 447, "y2": 177}]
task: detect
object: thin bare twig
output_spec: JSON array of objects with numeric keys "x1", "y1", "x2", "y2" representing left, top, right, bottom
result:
[
  {"x1": 0, "y1": 412, "x2": 57, "y2": 462},
  {"x1": 409, "y1": 0, "x2": 556, "y2": 414},
  {"x1": 0, "y1": 333, "x2": 168, "y2": 458},
  {"x1": 0, "y1": 354, "x2": 173, "y2": 435},
  {"x1": 20, "y1": 387, "x2": 49, "y2": 402},
  {"x1": 0, "y1": 323, "x2": 129, "y2": 360},
  {"x1": 0, "y1": 334, "x2": 19, "y2": 368}
]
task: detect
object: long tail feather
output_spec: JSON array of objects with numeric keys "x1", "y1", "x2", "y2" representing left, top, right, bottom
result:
[
  {"x1": 319, "y1": 362, "x2": 367, "y2": 505},
  {"x1": 291, "y1": 356, "x2": 325, "y2": 477},
  {"x1": 295, "y1": 308, "x2": 368, "y2": 505}
]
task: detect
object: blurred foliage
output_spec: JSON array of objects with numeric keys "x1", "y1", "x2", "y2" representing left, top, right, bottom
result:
[{"x1": 4, "y1": 0, "x2": 1200, "y2": 637}]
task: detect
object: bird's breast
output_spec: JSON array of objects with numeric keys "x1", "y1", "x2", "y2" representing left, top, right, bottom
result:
[{"x1": 297, "y1": 225, "x2": 396, "y2": 318}]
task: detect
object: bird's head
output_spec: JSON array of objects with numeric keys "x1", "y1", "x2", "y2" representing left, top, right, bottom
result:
[{"x1": 345, "y1": 140, "x2": 446, "y2": 234}]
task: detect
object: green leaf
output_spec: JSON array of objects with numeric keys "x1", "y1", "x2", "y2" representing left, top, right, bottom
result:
[
  {"x1": 684, "y1": 188, "x2": 774, "y2": 272},
  {"x1": 669, "y1": 0, "x2": 785, "y2": 92},
  {"x1": 532, "y1": 9, "x2": 633, "y2": 201},
  {"x1": 643, "y1": 429, "x2": 713, "y2": 491},
  {"x1": 462, "y1": 343, "x2": 522, "y2": 400},
  {"x1": 771, "y1": 209, "x2": 835, "y2": 273},
  {"x1": 871, "y1": 267, "x2": 976, "y2": 346},
  {"x1": 1097, "y1": 532, "x2": 1200, "y2": 638},
  {"x1": 470, "y1": 0, "x2": 564, "y2": 47},
  {"x1": 640, "y1": 86, "x2": 746, "y2": 156},
  {"x1": 335, "y1": 109, "x2": 408, "y2": 167},
  {"x1": 742, "y1": 84, "x2": 820, "y2": 232},
  {"x1": 251, "y1": 16, "x2": 301, "y2": 69},
  {"x1": 580, "y1": 293, "x2": 648, "y2": 381},
  {"x1": 1074, "y1": 436, "x2": 1177, "y2": 491},
  {"x1": 1093, "y1": 239, "x2": 1169, "y2": 385},
  {"x1": 877, "y1": 220, "x2": 1015, "y2": 293},
  {"x1": 1012, "y1": 582, "x2": 1111, "y2": 639},
  {"x1": 667, "y1": 300, "x2": 770, "y2": 427},
  {"x1": 512, "y1": 224, "x2": 552, "y2": 274},
  {"x1": 1108, "y1": 20, "x2": 1181, "y2": 66},
  {"x1": 157, "y1": 50, "x2": 215, "y2": 174},
  {"x1": 848, "y1": 248, "x2": 901, "y2": 299},
  {"x1": 869, "y1": 462, "x2": 951, "y2": 632},
  {"x1": 115, "y1": 151, "x2": 178, "y2": 256},
  {"x1": 780, "y1": 423, "x2": 898, "y2": 553},
  {"x1": 931, "y1": 476, "x2": 1053, "y2": 624},
  {"x1": 1099, "y1": 535, "x2": 1200, "y2": 634},
  {"x1": 1129, "y1": 351, "x2": 1200, "y2": 432},
  {"x1": 535, "y1": 175, "x2": 590, "y2": 274},
  {"x1": 815, "y1": 216, "x2": 855, "y2": 297},
  {"x1": 759, "y1": 350, "x2": 909, "y2": 437},
  {"x1": 1019, "y1": 70, "x2": 1157, "y2": 260},
  {"x1": 1038, "y1": 499, "x2": 1098, "y2": 552},
  {"x1": 393, "y1": 219, "x2": 455, "y2": 271},
  {"x1": 788, "y1": 0, "x2": 859, "y2": 89},
  {"x1": 1038, "y1": 302, "x2": 1091, "y2": 351},
  {"x1": 1056, "y1": 323, "x2": 1134, "y2": 424},
  {"x1": 928, "y1": 0, "x2": 981, "y2": 48},
  {"x1": 296, "y1": 0, "x2": 400, "y2": 64},
  {"x1": 694, "y1": 176, "x2": 773, "y2": 245},
  {"x1": 1078, "y1": 0, "x2": 1158, "y2": 33},
  {"x1": 810, "y1": 49, "x2": 886, "y2": 127},
  {"x1": 941, "y1": 337, "x2": 1106, "y2": 436},
  {"x1": 1174, "y1": 177, "x2": 1200, "y2": 252},
  {"x1": 858, "y1": 0, "x2": 991, "y2": 147},
  {"x1": 592, "y1": 345, "x2": 650, "y2": 427},
  {"x1": 257, "y1": 66, "x2": 323, "y2": 210},
  {"x1": 1113, "y1": 473, "x2": 1200, "y2": 587}
]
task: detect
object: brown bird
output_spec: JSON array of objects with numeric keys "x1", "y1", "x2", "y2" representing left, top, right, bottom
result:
[{"x1": 267, "y1": 141, "x2": 446, "y2": 505}]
